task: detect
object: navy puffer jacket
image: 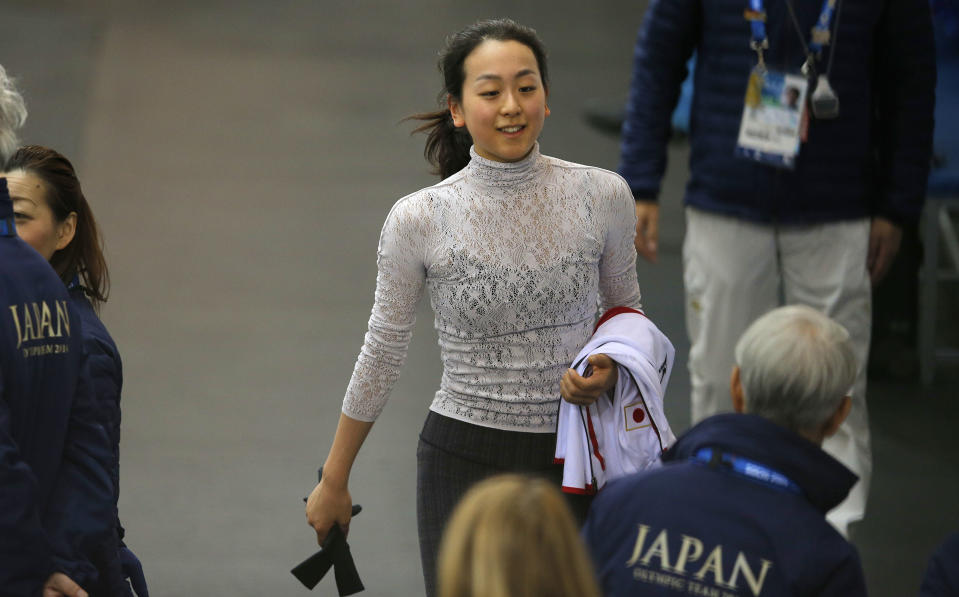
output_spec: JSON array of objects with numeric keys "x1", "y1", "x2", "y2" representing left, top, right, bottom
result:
[
  {"x1": 620, "y1": 0, "x2": 936, "y2": 225},
  {"x1": 583, "y1": 414, "x2": 866, "y2": 596},
  {"x1": 69, "y1": 287, "x2": 137, "y2": 597}
]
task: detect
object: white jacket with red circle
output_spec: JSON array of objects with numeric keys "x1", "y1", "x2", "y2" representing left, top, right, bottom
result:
[{"x1": 554, "y1": 307, "x2": 676, "y2": 494}]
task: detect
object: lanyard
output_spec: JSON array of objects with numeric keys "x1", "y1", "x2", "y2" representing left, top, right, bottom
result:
[
  {"x1": 745, "y1": 0, "x2": 841, "y2": 75},
  {"x1": 692, "y1": 447, "x2": 803, "y2": 495},
  {"x1": 746, "y1": 0, "x2": 768, "y2": 47},
  {"x1": 745, "y1": 0, "x2": 770, "y2": 69},
  {"x1": 0, "y1": 215, "x2": 14, "y2": 237},
  {"x1": 808, "y1": 0, "x2": 839, "y2": 53}
]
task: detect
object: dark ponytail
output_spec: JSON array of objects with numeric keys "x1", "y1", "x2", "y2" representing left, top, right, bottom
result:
[
  {"x1": 408, "y1": 18, "x2": 549, "y2": 179},
  {"x1": 4, "y1": 145, "x2": 109, "y2": 308},
  {"x1": 409, "y1": 110, "x2": 474, "y2": 180}
]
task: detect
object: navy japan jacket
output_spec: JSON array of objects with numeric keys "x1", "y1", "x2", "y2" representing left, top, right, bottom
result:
[
  {"x1": 620, "y1": 0, "x2": 935, "y2": 226},
  {"x1": 0, "y1": 178, "x2": 114, "y2": 594},
  {"x1": 583, "y1": 414, "x2": 867, "y2": 596}
]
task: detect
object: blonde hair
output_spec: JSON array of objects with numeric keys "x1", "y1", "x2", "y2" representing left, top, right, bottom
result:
[{"x1": 437, "y1": 475, "x2": 600, "y2": 597}]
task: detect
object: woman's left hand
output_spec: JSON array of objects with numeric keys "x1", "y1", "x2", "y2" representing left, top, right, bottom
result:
[{"x1": 560, "y1": 354, "x2": 618, "y2": 406}]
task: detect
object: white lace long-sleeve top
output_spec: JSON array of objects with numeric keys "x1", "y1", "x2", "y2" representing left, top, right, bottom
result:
[{"x1": 342, "y1": 144, "x2": 642, "y2": 432}]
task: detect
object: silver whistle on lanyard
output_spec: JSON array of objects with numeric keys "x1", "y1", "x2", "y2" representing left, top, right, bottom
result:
[
  {"x1": 810, "y1": 74, "x2": 840, "y2": 119},
  {"x1": 787, "y1": 0, "x2": 842, "y2": 120}
]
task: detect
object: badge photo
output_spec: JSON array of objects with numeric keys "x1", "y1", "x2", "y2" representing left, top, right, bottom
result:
[{"x1": 735, "y1": 70, "x2": 809, "y2": 169}]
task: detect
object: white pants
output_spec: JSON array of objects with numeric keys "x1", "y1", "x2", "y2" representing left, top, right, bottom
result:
[{"x1": 683, "y1": 207, "x2": 872, "y2": 536}]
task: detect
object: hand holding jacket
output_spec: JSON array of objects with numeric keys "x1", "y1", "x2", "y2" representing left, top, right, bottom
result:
[{"x1": 560, "y1": 354, "x2": 618, "y2": 406}]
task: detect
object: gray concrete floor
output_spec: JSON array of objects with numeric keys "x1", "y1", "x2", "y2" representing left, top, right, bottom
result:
[{"x1": 1, "y1": 2, "x2": 956, "y2": 595}]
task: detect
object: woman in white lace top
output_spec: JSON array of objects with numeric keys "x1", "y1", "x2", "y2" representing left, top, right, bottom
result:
[{"x1": 306, "y1": 18, "x2": 642, "y2": 595}]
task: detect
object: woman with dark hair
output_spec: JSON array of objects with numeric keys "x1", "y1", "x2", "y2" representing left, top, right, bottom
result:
[
  {"x1": 305, "y1": 19, "x2": 641, "y2": 595},
  {"x1": 3, "y1": 145, "x2": 148, "y2": 597}
]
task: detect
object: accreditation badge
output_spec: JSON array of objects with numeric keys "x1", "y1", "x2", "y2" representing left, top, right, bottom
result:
[{"x1": 734, "y1": 69, "x2": 809, "y2": 169}]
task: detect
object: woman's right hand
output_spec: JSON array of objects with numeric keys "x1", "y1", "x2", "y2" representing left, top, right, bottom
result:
[
  {"x1": 306, "y1": 413, "x2": 374, "y2": 544},
  {"x1": 560, "y1": 353, "x2": 618, "y2": 406},
  {"x1": 306, "y1": 478, "x2": 353, "y2": 545}
]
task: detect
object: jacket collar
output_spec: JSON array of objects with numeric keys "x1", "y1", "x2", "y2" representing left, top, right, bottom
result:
[{"x1": 664, "y1": 413, "x2": 857, "y2": 513}]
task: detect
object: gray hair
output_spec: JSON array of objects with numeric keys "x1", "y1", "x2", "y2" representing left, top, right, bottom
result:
[
  {"x1": 0, "y1": 64, "x2": 27, "y2": 163},
  {"x1": 734, "y1": 305, "x2": 857, "y2": 434}
]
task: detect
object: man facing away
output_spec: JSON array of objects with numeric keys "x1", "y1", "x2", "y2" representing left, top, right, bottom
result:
[
  {"x1": 0, "y1": 65, "x2": 114, "y2": 597},
  {"x1": 583, "y1": 305, "x2": 867, "y2": 596},
  {"x1": 0, "y1": 178, "x2": 115, "y2": 596}
]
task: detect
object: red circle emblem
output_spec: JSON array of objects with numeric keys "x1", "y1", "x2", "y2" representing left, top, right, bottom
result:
[{"x1": 632, "y1": 408, "x2": 646, "y2": 423}]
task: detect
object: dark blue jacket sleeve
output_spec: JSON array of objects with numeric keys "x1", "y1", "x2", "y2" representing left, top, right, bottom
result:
[
  {"x1": 0, "y1": 371, "x2": 55, "y2": 596},
  {"x1": 618, "y1": 0, "x2": 701, "y2": 200},
  {"x1": 83, "y1": 325, "x2": 139, "y2": 596},
  {"x1": 83, "y1": 330, "x2": 123, "y2": 531},
  {"x1": 873, "y1": 0, "x2": 936, "y2": 223},
  {"x1": 43, "y1": 351, "x2": 115, "y2": 587}
]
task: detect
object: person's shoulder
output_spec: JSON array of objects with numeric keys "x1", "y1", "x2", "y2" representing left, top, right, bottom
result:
[
  {"x1": 543, "y1": 154, "x2": 619, "y2": 179},
  {"x1": 389, "y1": 170, "x2": 466, "y2": 212},
  {"x1": 932, "y1": 532, "x2": 959, "y2": 560},
  {"x1": 586, "y1": 464, "x2": 700, "y2": 534},
  {"x1": 921, "y1": 532, "x2": 959, "y2": 597},
  {"x1": 542, "y1": 155, "x2": 632, "y2": 194},
  {"x1": 0, "y1": 236, "x2": 52, "y2": 274},
  {"x1": 595, "y1": 462, "x2": 690, "y2": 505},
  {"x1": 0, "y1": 238, "x2": 70, "y2": 301},
  {"x1": 68, "y1": 290, "x2": 117, "y2": 356},
  {"x1": 381, "y1": 173, "x2": 467, "y2": 239},
  {"x1": 68, "y1": 288, "x2": 97, "y2": 318}
]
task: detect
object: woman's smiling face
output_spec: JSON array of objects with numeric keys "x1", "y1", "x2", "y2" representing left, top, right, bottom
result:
[{"x1": 449, "y1": 39, "x2": 549, "y2": 164}]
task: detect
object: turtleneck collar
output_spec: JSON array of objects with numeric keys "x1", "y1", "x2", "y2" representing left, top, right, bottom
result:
[{"x1": 464, "y1": 142, "x2": 543, "y2": 187}]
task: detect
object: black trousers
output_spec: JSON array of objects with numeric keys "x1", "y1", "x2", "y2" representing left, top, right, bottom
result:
[{"x1": 415, "y1": 411, "x2": 591, "y2": 597}]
